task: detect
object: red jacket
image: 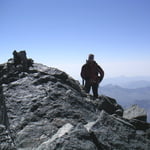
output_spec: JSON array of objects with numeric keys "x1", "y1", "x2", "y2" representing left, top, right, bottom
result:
[{"x1": 81, "y1": 60, "x2": 104, "y2": 84}]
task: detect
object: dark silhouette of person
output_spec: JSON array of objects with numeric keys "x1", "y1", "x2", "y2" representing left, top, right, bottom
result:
[
  {"x1": 13, "y1": 50, "x2": 28, "y2": 71},
  {"x1": 13, "y1": 50, "x2": 21, "y2": 67},
  {"x1": 81, "y1": 54, "x2": 104, "y2": 99}
]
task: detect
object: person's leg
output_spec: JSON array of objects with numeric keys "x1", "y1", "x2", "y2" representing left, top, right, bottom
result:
[
  {"x1": 92, "y1": 83, "x2": 98, "y2": 98},
  {"x1": 84, "y1": 81, "x2": 91, "y2": 94}
]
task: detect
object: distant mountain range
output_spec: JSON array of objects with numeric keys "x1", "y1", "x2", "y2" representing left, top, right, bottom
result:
[
  {"x1": 100, "y1": 76, "x2": 150, "y2": 122},
  {"x1": 100, "y1": 84, "x2": 150, "y2": 106},
  {"x1": 101, "y1": 76, "x2": 150, "y2": 89}
]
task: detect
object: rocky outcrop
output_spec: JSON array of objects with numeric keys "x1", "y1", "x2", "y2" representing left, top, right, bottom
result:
[
  {"x1": 123, "y1": 104, "x2": 149, "y2": 130},
  {"x1": 0, "y1": 53, "x2": 150, "y2": 150},
  {"x1": 123, "y1": 104, "x2": 147, "y2": 121},
  {"x1": 0, "y1": 87, "x2": 16, "y2": 150},
  {"x1": 0, "y1": 125, "x2": 16, "y2": 150}
]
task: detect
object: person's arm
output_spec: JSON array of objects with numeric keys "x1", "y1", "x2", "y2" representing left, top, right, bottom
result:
[{"x1": 97, "y1": 65, "x2": 104, "y2": 82}]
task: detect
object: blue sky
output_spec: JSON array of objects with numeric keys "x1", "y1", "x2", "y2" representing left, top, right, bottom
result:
[{"x1": 0, "y1": 0, "x2": 150, "y2": 80}]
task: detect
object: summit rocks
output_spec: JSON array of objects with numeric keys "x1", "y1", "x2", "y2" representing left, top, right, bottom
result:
[{"x1": 0, "y1": 52, "x2": 150, "y2": 150}]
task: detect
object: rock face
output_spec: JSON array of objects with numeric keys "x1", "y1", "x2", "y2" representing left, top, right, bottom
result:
[
  {"x1": 123, "y1": 104, "x2": 147, "y2": 121},
  {"x1": 0, "y1": 124, "x2": 16, "y2": 150},
  {"x1": 0, "y1": 53, "x2": 150, "y2": 150}
]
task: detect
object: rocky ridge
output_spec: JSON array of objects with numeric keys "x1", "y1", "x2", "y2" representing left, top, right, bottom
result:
[{"x1": 0, "y1": 55, "x2": 150, "y2": 150}]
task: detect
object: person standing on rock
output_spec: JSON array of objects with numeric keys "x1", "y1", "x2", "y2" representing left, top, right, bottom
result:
[{"x1": 81, "y1": 54, "x2": 104, "y2": 99}]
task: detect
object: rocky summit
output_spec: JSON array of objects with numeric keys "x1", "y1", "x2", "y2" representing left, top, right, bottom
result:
[{"x1": 0, "y1": 52, "x2": 150, "y2": 150}]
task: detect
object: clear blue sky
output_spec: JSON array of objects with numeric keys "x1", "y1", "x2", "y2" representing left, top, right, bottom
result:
[{"x1": 1, "y1": 0, "x2": 150, "y2": 80}]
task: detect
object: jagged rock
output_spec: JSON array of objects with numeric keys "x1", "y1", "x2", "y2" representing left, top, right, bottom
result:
[
  {"x1": 0, "y1": 51, "x2": 33, "y2": 85},
  {"x1": 13, "y1": 50, "x2": 33, "y2": 71},
  {"x1": 95, "y1": 95, "x2": 123, "y2": 116},
  {"x1": 123, "y1": 104, "x2": 147, "y2": 121},
  {"x1": 0, "y1": 124, "x2": 16, "y2": 150},
  {"x1": 37, "y1": 123, "x2": 97, "y2": 150},
  {"x1": 86, "y1": 110, "x2": 150, "y2": 150},
  {"x1": 129, "y1": 119, "x2": 150, "y2": 130},
  {"x1": 0, "y1": 54, "x2": 150, "y2": 150}
]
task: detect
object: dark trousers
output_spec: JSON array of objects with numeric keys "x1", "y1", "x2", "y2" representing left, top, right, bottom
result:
[{"x1": 84, "y1": 81, "x2": 99, "y2": 98}]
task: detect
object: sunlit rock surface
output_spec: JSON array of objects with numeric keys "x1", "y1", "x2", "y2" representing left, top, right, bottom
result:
[{"x1": 123, "y1": 104, "x2": 147, "y2": 121}]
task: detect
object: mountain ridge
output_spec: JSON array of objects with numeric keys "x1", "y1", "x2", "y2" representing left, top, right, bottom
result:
[
  {"x1": 102, "y1": 76, "x2": 150, "y2": 89},
  {"x1": 0, "y1": 54, "x2": 150, "y2": 150}
]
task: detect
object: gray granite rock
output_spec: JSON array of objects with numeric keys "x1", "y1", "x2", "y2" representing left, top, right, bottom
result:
[
  {"x1": 0, "y1": 124, "x2": 16, "y2": 150},
  {"x1": 123, "y1": 104, "x2": 147, "y2": 121},
  {"x1": 86, "y1": 110, "x2": 150, "y2": 150},
  {"x1": 0, "y1": 55, "x2": 150, "y2": 150}
]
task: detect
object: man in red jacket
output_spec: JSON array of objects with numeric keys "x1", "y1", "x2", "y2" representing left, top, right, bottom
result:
[{"x1": 81, "y1": 54, "x2": 104, "y2": 99}]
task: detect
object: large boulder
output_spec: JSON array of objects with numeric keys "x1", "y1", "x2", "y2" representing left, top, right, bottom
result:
[
  {"x1": 36, "y1": 123, "x2": 98, "y2": 150},
  {"x1": 86, "y1": 110, "x2": 150, "y2": 150},
  {"x1": 94, "y1": 95, "x2": 123, "y2": 116},
  {"x1": 123, "y1": 104, "x2": 147, "y2": 121}
]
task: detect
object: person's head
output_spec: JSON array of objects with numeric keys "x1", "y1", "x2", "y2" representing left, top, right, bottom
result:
[{"x1": 88, "y1": 54, "x2": 94, "y2": 61}]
